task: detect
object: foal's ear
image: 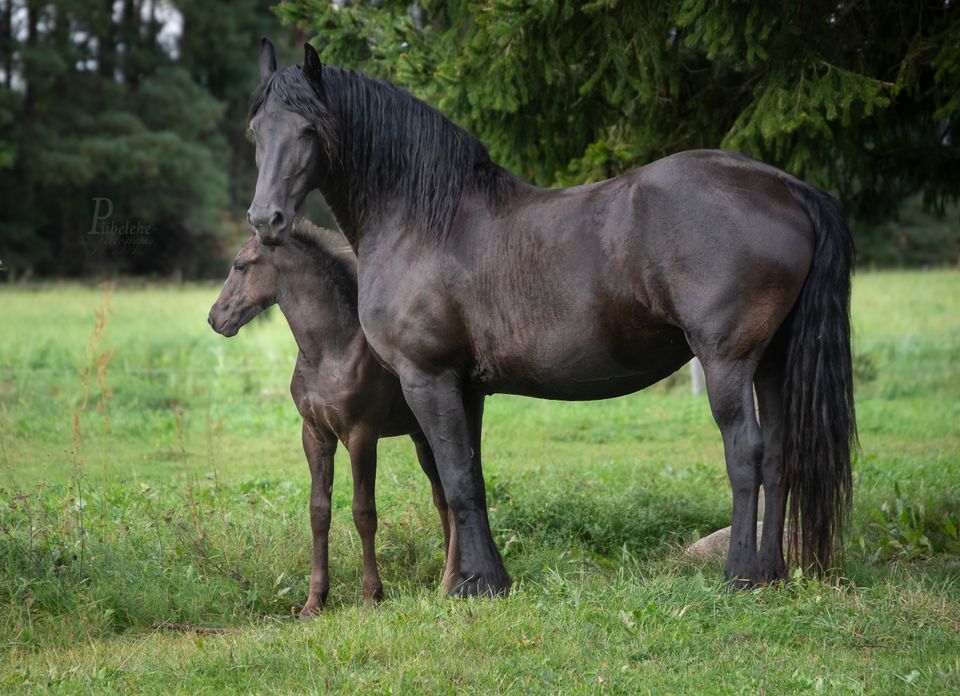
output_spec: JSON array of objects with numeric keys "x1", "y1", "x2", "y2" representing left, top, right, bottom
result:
[
  {"x1": 303, "y1": 42, "x2": 323, "y2": 89},
  {"x1": 259, "y1": 37, "x2": 277, "y2": 80}
]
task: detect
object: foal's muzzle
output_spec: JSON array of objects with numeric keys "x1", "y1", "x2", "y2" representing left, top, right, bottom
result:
[{"x1": 207, "y1": 306, "x2": 238, "y2": 337}]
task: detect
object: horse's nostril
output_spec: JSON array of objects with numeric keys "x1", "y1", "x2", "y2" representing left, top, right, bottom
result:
[{"x1": 270, "y1": 210, "x2": 285, "y2": 230}]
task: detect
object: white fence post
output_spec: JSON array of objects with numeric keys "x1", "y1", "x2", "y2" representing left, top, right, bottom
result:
[{"x1": 690, "y1": 357, "x2": 705, "y2": 395}]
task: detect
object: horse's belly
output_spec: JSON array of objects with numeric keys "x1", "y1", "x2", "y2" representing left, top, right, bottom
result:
[
  {"x1": 471, "y1": 321, "x2": 693, "y2": 401},
  {"x1": 486, "y1": 368, "x2": 687, "y2": 400}
]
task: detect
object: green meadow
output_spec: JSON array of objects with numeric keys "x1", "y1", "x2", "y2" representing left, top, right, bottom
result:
[{"x1": 1, "y1": 270, "x2": 958, "y2": 694}]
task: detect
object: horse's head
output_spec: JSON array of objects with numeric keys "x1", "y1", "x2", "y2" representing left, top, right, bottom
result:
[
  {"x1": 208, "y1": 236, "x2": 279, "y2": 337},
  {"x1": 246, "y1": 38, "x2": 329, "y2": 246}
]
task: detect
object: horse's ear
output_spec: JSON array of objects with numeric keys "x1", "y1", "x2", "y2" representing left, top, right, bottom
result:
[
  {"x1": 259, "y1": 37, "x2": 277, "y2": 80},
  {"x1": 303, "y1": 42, "x2": 323, "y2": 89}
]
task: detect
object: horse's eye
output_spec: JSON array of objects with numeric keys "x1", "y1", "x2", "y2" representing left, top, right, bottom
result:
[
  {"x1": 233, "y1": 262, "x2": 247, "y2": 272},
  {"x1": 245, "y1": 128, "x2": 256, "y2": 143}
]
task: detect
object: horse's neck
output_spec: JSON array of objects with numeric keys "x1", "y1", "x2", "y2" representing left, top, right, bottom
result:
[
  {"x1": 312, "y1": 146, "x2": 522, "y2": 250},
  {"x1": 277, "y1": 264, "x2": 360, "y2": 361},
  {"x1": 312, "y1": 162, "x2": 362, "y2": 245}
]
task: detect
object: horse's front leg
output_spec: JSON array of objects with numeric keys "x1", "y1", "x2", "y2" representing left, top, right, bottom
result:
[
  {"x1": 346, "y1": 428, "x2": 384, "y2": 605},
  {"x1": 300, "y1": 421, "x2": 335, "y2": 619},
  {"x1": 401, "y1": 372, "x2": 509, "y2": 597}
]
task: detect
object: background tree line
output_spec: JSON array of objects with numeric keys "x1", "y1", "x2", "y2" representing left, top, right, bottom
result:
[
  {"x1": 281, "y1": 0, "x2": 960, "y2": 267},
  {"x1": 1, "y1": 1, "x2": 958, "y2": 278},
  {"x1": 0, "y1": 0, "x2": 305, "y2": 278}
]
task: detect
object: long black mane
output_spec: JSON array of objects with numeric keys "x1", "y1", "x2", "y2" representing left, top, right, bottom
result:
[{"x1": 250, "y1": 64, "x2": 516, "y2": 239}]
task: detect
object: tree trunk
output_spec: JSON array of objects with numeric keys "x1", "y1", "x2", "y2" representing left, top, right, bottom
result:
[
  {"x1": 97, "y1": 0, "x2": 115, "y2": 80},
  {"x1": 23, "y1": 0, "x2": 38, "y2": 114},
  {"x1": 120, "y1": 0, "x2": 140, "y2": 88},
  {"x1": 0, "y1": 0, "x2": 13, "y2": 89}
]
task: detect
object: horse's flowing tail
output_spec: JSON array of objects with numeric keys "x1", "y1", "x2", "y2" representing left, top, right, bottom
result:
[{"x1": 780, "y1": 180, "x2": 858, "y2": 572}]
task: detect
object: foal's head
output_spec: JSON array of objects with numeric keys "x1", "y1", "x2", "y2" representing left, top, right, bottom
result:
[
  {"x1": 209, "y1": 223, "x2": 357, "y2": 338},
  {"x1": 208, "y1": 237, "x2": 279, "y2": 337}
]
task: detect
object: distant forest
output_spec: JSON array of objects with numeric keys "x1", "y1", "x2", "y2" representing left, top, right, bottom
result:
[
  {"x1": 0, "y1": 0, "x2": 321, "y2": 279},
  {"x1": 1, "y1": 1, "x2": 958, "y2": 278}
]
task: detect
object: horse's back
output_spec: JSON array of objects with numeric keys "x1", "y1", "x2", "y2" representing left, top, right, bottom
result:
[{"x1": 484, "y1": 149, "x2": 814, "y2": 325}]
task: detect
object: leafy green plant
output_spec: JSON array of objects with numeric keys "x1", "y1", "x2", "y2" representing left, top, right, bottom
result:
[{"x1": 868, "y1": 483, "x2": 960, "y2": 562}]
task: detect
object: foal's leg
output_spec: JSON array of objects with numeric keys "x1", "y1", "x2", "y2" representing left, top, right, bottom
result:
[
  {"x1": 756, "y1": 347, "x2": 788, "y2": 582},
  {"x1": 346, "y1": 430, "x2": 384, "y2": 605},
  {"x1": 703, "y1": 357, "x2": 764, "y2": 587},
  {"x1": 400, "y1": 371, "x2": 509, "y2": 597},
  {"x1": 300, "y1": 422, "x2": 336, "y2": 619},
  {"x1": 410, "y1": 432, "x2": 458, "y2": 591}
]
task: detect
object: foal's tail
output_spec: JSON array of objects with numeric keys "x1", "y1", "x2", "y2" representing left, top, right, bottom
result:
[{"x1": 780, "y1": 180, "x2": 857, "y2": 573}]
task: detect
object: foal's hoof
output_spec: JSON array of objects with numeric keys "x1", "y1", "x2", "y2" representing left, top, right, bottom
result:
[
  {"x1": 298, "y1": 602, "x2": 323, "y2": 620},
  {"x1": 441, "y1": 566, "x2": 459, "y2": 594},
  {"x1": 449, "y1": 568, "x2": 511, "y2": 598},
  {"x1": 362, "y1": 582, "x2": 384, "y2": 607}
]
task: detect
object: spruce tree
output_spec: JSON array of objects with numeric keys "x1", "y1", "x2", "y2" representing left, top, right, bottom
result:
[{"x1": 277, "y1": 0, "x2": 960, "y2": 241}]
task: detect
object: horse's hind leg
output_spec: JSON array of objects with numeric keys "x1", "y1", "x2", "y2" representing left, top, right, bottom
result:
[
  {"x1": 300, "y1": 422, "x2": 336, "y2": 619},
  {"x1": 410, "y1": 432, "x2": 458, "y2": 592},
  {"x1": 702, "y1": 357, "x2": 764, "y2": 587},
  {"x1": 756, "y1": 342, "x2": 788, "y2": 582},
  {"x1": 347, "y1": 430, "x2": 384, "y2": 605}
]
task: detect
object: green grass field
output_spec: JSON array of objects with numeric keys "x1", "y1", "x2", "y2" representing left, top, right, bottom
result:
[{"x1": 1, "y1": 271, "x2": 958, "y2": 694}]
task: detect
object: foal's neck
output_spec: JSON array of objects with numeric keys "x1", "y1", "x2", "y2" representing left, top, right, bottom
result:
[{"x1": 275, "y1": 251, "x2": 360, "y2": 361}]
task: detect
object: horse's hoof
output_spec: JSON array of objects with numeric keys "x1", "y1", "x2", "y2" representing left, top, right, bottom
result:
[
  {"x1": 727, "y1": 577, "x2": 757, "y2": 590},
  {"x1": 449, "y1": 568, "x2": 511, "y2": 598},
  {"x1": 724, "y1": 567, "x2": 763, "y2": 590},
  {"x1": 758, "y1": 561, "x2": 787, "y2": 584}
]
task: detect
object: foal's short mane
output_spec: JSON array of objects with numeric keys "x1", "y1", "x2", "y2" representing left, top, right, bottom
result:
[
  {"x1": 289, "y1": 219, "x2": 358, "y2": 308},
  {"x1": 250, "y1": 64, "x2": 516, "y2": 240},
  {"x1": 291, "y1": 218, "x2": 356, "y2": 279}
]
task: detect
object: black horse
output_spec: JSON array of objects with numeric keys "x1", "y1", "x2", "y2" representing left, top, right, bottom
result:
[{"x1": 246, "y1": 39, "x2": 857, "y2": 595}]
